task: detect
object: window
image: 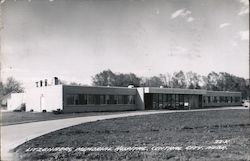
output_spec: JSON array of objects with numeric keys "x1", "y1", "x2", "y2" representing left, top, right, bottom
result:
[
  {"x1": 66, "y1": 94, "x2": 135, "y2": 105},
  {"x1": 94, "y1": 95, "x2": 100, "y2": 105},
  {"x1": 235, "y1": 97, "x2": 240, "y2": 103},
  {"x1": 87, "y1": 95, "x2": 94, "y2": 104},
  {"x1": 213, "y1": 96, "x2": 218, "y2": 103},
  {"x1": 208, "y1": 96, "x2": 211, "y2": 103},
  {"x1": 220, "y1": 96, "x2": 224, "y2": 103},
  {"x1": 128, "y1": 95, "x2": 135, "y2": 104},
  {"x1": 225, "y1": 97, "x2": 228, "y2": 103},
  {"x1": 79, "y1": 94, "x2": 87, "y2": 105},
  {"x1": 105, "y1": 95, "x2": 110, "y2": 104},
  {"x1": 123, "y1": 95, "x2": 129, "y2": 104},
  {"x1": 100, "y1": 95, "x2": 106, "y2": 104},
  {"x1": 114, "y1": 95, "x2": 118, "y2": 104},
  {"x1": 109, "y1": 95, "x2": 115, "y2": 104},
  {"x1": 66, "y1": 95, "x2": 75, "y2": 105},
  {"x1": 179, "y1": 94, "x2": 184, "y2": 106},
  {"x1": 117, "y1": 95, "x2": 124, "y2": 104},
  {"x1": 66, "y1": 94, "x2": 79, "y2": 105}
]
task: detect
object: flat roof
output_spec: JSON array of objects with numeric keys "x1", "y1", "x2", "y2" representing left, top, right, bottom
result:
[
  {"x1": 63, "y1": 85, "x2": 137, "y2": 90},
  {"x1": 142, "y1": 87, "x2": 207, "y2": 95}
]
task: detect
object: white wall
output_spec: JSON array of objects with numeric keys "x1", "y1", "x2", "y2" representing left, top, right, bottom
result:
[
  {"x1": 136, "y1": 87, "x2": 145, "y2": 110},
  {"x1": 7, "y1": 93, "x2": 26, "y2": 111},
  {"x1": 25, "y1": 85, "x2": 63, "y2": 112}
]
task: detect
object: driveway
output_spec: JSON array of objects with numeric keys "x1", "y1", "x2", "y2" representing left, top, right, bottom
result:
[{"x1": 1, "y1": 106, "x2": 246, "y2": 161}]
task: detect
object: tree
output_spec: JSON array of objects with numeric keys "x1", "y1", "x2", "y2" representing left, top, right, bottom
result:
[
  {"x1": 143, "y1": 76, "x2": 164, "y2": 87},
  {"x1": 69, "y1": 82, "x2": 82, "y2": 86},
  {"x1": 92, "y1": 69, "x2": 116, "y2": 86},
  {"x1": 92, "y1": 70, "x2": 141, "y2": 87},
  {"x1": 186, "y1": 71, "x2": 201, "y2": 89},
  {"x1": 3, "y1": 77, "x2": 24, "y2": 95},
  {"x1": 206, "y1": 72, "x2": 220, "y2": 90},
  {"x1": 171, "y1": 70, "x2": 186, "y2": 88},
  {"x1": 0, "y1": 82, "x2": 4, "y2": 97},
  {"x1": 113, "y1": 73, "x2": 141, "y2": 87},
  {"x1": 159, "y1": 74, "x2": 169, "y2": 87}
]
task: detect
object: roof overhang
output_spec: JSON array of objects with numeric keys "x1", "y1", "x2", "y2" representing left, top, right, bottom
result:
[{"x1": 143, "y1": 87, "x2": 207, "y2": 95}]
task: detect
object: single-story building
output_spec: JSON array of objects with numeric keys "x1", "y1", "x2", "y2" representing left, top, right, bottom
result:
[{"x1": 7, "y1": 82, "x2": 242, "y2": 112}]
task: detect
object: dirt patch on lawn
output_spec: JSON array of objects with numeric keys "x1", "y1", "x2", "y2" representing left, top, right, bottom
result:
[{"x1": 13, "y1": 109, "x2": 250, "y2": 161}]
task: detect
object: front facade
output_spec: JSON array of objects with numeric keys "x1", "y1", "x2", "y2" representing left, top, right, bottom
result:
[
  {"x1": 63, "y1": 85, "x2": 137, "y2": 113},
  {"x1": 7, "y1": 85, "x2": 242, "y2": 112}
]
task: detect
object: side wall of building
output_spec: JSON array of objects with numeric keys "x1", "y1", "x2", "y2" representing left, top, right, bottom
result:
[
  {"x1": 63, "y1": 86, "x2": 137, "y2": 113},
  {"x1": 25, "y1": 85, "x2": 63, "y2": 112},
  {"x1": 7, "y1": 93, "x2": 26, "y2": 111},
  {"x1": 136, "y1": 88, "x2": 145, "y2": 110},
  {"x1": 203, "y1": 91, "x2": 242, "y2": 107}
]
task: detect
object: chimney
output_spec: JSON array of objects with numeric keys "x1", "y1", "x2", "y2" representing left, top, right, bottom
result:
[
  {"x1": 54, "y1": 77, "x2": 58, "y2": 85},
  {"x1": 40, "y1": 80, "x2": 43, "y2": 87},
  {"x1": 44, "y1": 79, "x2": 48, "y2": 86}
]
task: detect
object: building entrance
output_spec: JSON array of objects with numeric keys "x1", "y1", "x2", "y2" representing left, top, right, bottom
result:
[{"x1": 144, "y1": 93, "x2": 202, "y2": 110}]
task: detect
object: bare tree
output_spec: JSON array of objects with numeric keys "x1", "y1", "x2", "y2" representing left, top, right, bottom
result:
[{"x1": 3, "y1": 77, "x2": 24, "y2": 95}]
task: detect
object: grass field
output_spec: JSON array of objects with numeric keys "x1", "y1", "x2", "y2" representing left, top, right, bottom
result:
[
  {"x1": 13, "y1": 109, "x2": 250, "y2": 161},
  {"x1": 0, "y1": 111, "x2": 128, "y2": 126}
]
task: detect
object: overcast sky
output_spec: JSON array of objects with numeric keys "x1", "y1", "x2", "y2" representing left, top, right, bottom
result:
[{"x1": 1, "y1": 0, "x2": 249, "y2": 88}]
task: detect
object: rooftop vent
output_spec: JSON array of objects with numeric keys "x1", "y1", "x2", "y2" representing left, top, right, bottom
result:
[
  {"x1": 40, "y1": 80, "x2": 43, "y2": 87},
  {"x1": 44, "y1": 79, "x2": 48, "y2": 86}
]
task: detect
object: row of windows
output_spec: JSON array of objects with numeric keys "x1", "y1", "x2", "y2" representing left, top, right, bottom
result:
[
  {"x1": 151, "y1": 94, "x2": 201, "y2": 109},
  {"x1": 66, "y1": 94, "x2": 135, "y2": 105},
  {"x1": 206, "y1": 96, "x2": 241, "y2": 103}
]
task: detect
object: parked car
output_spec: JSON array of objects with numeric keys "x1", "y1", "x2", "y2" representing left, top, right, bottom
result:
[{"x1": 242, "y1": 100, "x2": 250, "y2": 108}]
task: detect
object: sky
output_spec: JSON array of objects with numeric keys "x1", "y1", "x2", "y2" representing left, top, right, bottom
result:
[{"x1": 0, "y1": 0, "x2": 249, "y2": 89}]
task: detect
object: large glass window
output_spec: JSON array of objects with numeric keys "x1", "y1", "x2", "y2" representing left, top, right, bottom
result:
[
  {"x1": 208, "y1": 96, "x2": 211, "y2": 103},
  {"x1": 220, "y1": 96, "x2": 224, "y2": 103},
  {"x1": 100, "y1": 95, "x2": 105, "y2": 104},
  {"x1": 179, "y1": 94, "x2": 184, "y2": 106},
  {"x1": 213, "y1": 96, "x2": 218, "y2": 103},
  {"x1": 117, "y1": 95, "x2": 124, "y2": 104},
  {"x1": 153, "y1": 94, "x2": 158, "y2": 109},
  {"x1": 159, "y1": 94, "x2": 163, "y2": 108},
  {"x1": 87, "y1": 95, "x2": 94, "y2": 104},
  {"x1": 184, "y1": 95, "x2": 190, "y2": 108},
  {"x1": 123, "y1": 95, "x2": 129, "y2": 104},
  {"x1": 129, "y1": 95, "x2": 135, "y2": 104},
  {"x1": 94, "y1": 95, "x2": 100, "y2": 105},
  {"x1": 66, "y1": 95, "x2": 75, "y2": 105},
  {"x1": 79, "y1": 94, "x2": 87, "y2": 105},
  {"x1": 225, "y1": 97, "x2": 228, "y2": 103},
  {"x1": 235, "y1": 97, "x2": 240, "y2": 103},
  {"x1": 105, "y1": 95, "x2": 110, "y2": 104},
  {"x1": 66, "y1": 94, "x2": 135, "y2": 105}
]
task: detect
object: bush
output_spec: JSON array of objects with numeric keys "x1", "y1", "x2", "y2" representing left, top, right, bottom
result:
[
  {"x1": 52, "y1": 109, "x2": 63, "y2": 114},
  {"x1": 42, "y1": 110, "x2": 47, "y2": 113}
]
